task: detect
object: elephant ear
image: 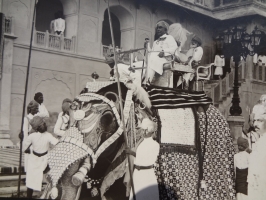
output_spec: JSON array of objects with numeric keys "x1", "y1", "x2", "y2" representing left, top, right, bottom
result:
[{"x1": 104, "y1": 92, "x2": 121, "y2": 113}]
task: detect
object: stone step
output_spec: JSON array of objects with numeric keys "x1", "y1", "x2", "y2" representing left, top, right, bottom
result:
[
  {"x1": 0, "y1": 175, "x2": 26, "y2": 187},
  {"x1": 0, "y1": 186, "x2": 41, "y2": 198},
  {"x1": 0, "y1": 186, "x2": 27, "y2": 198}
]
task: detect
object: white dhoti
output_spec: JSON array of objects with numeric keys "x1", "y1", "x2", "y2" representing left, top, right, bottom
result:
[
  {"x1": 146, "y1": 52, "x2": 168, "y2": 82},
  {"x1": 26, "y1": 153, "x2": 48, "y2": 191},
  {"x1": 129, "y1": 168, "x2": 159, "y2": 200}
]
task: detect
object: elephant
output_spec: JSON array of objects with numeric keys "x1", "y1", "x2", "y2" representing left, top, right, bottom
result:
[
  {"x1": 41, "y1": 82, "x2": 151, "y2": 200},
  {"x1": 41, "y1": 81, "x2": 236, "y2": 200}
]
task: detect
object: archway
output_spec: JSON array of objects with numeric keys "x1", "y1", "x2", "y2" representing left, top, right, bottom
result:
[
  {"x1": 101, "y1": 6, "x2": 134, "y2": 52},
  {"x1": 102, "y1": 10, "x2": 121, "y2": 48},
  {"x1": 36, "y1": 0, "x2": 63, "y2": 32}
]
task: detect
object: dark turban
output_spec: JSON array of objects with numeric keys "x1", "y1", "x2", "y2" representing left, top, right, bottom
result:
[
  {"x1": 27, "y1": 100, "x2": 39, "y2": 114},
  {"x1": 34, "y1": 92, "x2": 43, "y2": 102},
  {"x1": 237, "y1": 137, "x2": 249, "y2": 151},
  {"x1": 29, "y1": 116, "x2": 45, "y2": 131}
]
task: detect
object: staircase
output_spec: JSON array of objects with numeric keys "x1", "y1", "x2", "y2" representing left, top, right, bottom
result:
[{"x1": 203, "y1": 61, "x2": 246, "y2": 119}]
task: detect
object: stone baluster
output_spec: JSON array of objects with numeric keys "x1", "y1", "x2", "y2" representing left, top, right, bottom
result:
[
  {"x1": 60, "y1": 34, "x2": 64, "y2": 51},
  {"x1": 45, "y1": 30, "x2": 49, "y2": 48}
]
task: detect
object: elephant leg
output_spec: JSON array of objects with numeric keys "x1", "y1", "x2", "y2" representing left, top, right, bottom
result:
[
  {"x1": 60, "y1": 161, "x2": 82, "y2": 200},
  {"x1": 72, "y1": 157, "x2": 91, "y2": 186}
]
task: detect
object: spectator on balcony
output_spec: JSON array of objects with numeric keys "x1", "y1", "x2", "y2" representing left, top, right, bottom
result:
[
  {"x1": 214, "y1": 54, "x2": 225, "y2": 79},
  {"x1": 50, "y1": 11, "x2": 65, "y2": 36},
  {"x1": 34, "y1": 92, "x2": 49, "y2": 118}
]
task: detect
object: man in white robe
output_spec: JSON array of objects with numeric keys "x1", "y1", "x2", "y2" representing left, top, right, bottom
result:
[
  {"x1": 248, "y1": 113, "x2": 266, "y2": 199},
  {"x1": 34, "y1": 92, "x2": 49, "y2": 118},
  {"x1": 145, "y1": 21, "x2": 177, "y2": 84}
]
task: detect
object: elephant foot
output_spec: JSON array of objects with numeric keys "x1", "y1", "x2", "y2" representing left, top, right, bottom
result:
[{"x1": 72, "y1": 168, "x2": 87, "y2": 186}]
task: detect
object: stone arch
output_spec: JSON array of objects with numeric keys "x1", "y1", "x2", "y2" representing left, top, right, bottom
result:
[
  {"x1": 102, "y1": 5, "x2": 134, "y2": 50},
  {"x1": 8, "y1": 1, "x2": 29, "y2": 28},
  {"x1": 36, "y1": 0, "x2": 63, "y2": 32},
  {"x1": 33, "y1": 78, "x2": 72, "y2": 113}
]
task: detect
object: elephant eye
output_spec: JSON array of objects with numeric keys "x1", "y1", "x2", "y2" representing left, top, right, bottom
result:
[{"x1": 100, "y1": 112, "x2": 114, "y2": 130}]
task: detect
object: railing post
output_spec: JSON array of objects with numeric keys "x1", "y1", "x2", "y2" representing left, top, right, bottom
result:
[
  {"x1": 71, "y1": 36, "x2": 76, "y2": 53},
  {"x1": 45, "y1": 30, "x2": 49, "y2": 48},
  {"x1": 10, "y1": 17, "x2": 15, "y2": 35},
  {"x1": 32, "y1": 29, "x2": 36, "y2": 45},
  {"x1": 60, "y1": 34, "x2": 64, "y2": 50}
]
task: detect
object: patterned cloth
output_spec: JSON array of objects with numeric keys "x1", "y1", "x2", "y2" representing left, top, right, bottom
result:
[{"x1": 155, "y1": 105, "x2": 236, "y2": 199}]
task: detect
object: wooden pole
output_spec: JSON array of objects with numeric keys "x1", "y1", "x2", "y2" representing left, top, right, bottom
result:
[
  {"x1": 17, "y1": 0, "x2": 37, "y2": 197},
  {"x1": 106, "y1": 1, "x2": 136, "y2": 200}
]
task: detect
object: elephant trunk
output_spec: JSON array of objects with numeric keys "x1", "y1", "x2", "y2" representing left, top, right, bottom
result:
[{"x1": 60, "y1": 160, "x2": 82, "y2": 200}]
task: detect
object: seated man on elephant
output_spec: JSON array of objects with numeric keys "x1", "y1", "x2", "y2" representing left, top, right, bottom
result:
[
  {"x1": 174, "y1": 35, "x2": 203, "y2": 89},
  {"x1": 144, "y1": 21, "x2": 177, "y2": 86}
]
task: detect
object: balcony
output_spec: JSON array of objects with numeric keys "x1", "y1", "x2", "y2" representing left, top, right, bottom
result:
[
  {"x1": 165, "y1": 0, "x2": 266, "y2": 20},
  {"x1": 4, "y1": 17, "x2": 14, "y2": 35},
  {"x1": 102, "y1": 45, "x2": 130, "y2": 63},
  {"x1": 34, "y1": 30, "x2": 76, "y2": 53}
]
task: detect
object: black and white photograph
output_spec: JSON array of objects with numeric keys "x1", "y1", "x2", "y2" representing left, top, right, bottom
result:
[{"x1": 0, "y1": 0, "x2": 266, "y2": 199}]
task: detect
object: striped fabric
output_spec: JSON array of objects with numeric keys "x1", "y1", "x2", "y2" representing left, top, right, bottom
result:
[
  {"x1": 0, "y1": 148, "x2": 25, "y2": 174},
  {"x1": 145, "y1": 85, "x2": 212, "y2": 109}
]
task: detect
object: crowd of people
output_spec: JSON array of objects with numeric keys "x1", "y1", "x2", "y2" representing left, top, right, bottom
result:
[
  {"x1": 18, "y1": 19, "x2": 266, "y2": 200},
  {"x1": 20, "y1": 92, "x2": 72, "y2": 198},
  {"x1": 234, "y1": 94, "x2": 266, "y2": 200}
]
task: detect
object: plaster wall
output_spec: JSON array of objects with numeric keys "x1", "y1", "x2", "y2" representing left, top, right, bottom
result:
[{"x1": 1, "y1": 0, "x2": 218, "y2": 144}]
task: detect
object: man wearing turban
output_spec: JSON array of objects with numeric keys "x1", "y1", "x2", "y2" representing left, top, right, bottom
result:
[
  {"x1": 145, "y1": 21, "x2": 177, "y2": 84},
  {"x1": 34, "y1": 92, "x2": 49, "y2": 118},
  {"x1": 54, "y1": 98, "x2": 72, "y2": 137},
  {"x1": 23, "y1": 116, "x2": 58, "y2": 198},
  {"x1": 21, "y1": 100, "x2": 39, "y2": 172},
  {"x1": 248, "y1": 113, "x2": 266, "y2": 199}
]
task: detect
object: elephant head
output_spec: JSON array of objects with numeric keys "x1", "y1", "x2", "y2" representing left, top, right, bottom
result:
[{"x1": 41, "y1": 82, "x2": 151, "y2": 200}]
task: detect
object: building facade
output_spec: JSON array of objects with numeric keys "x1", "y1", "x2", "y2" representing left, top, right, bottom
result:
[{"x1": 0, "y1": 0, "x2": 266, "y2": 145}]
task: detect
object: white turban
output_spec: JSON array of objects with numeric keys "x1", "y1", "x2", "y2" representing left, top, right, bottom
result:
[{"x1": 156, "y1": 21, "x2": 169, "y2": 32}]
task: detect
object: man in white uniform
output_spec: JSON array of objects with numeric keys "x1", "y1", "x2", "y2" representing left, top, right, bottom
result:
[
  {"x1": 175, "y1": 35, "x2": 203, "y2": 89},
  {"x1": 106, "y1": 56, "x2": 142, "y2": 86},
  {"x1": 34, "y1": 92, "x2": 49, "y2": 118},
  {"x1": 145, "y1": 21, "x2": 177, "y2": 83},
  {"x1": 248, "y1": 113, "x2": 266, "y2": 200}
]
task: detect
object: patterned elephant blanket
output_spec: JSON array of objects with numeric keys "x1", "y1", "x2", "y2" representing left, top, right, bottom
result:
[{"x1": 145, "y1": 85, "x2": 236, "y2": 200}]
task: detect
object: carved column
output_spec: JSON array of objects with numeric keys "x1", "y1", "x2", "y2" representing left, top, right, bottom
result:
[
  {"x1": 227, "y1": 115, "x2": 245, "y2": 152},
  {"x1": 0, "y1": 33, "x2": 17, "y2": 146}
]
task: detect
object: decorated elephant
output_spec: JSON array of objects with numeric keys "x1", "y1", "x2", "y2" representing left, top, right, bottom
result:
[
  {"x1": 41, "y1": 81, "x2": 236, "y2": 200},
  {"x1": 40, "y1": 81, "x2": 151, "y2": 200}
]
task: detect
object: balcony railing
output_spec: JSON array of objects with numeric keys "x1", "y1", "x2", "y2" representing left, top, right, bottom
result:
[
  {"x1": 35, "y1": 30, "x2": 76, "y2": 52},
  {"x1": 4, "y1": 17, "x2": 13, "y2": 34},
  {"x1": 102, "y1": 45, "x2": 131, "y2": 63}
]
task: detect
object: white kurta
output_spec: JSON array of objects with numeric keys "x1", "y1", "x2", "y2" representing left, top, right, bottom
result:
[
  {"x1": 54, "y1": 112, "x2": 69, "y2": 137},
  {"x1": 23, "y1": 113, "x2": 34, "y2": 172},
  {"x1": 24, "y1": 132, "x2": 58, "y2": 191},
  {"x1": 129, "y1": 137, "x2": 160, "y2": 200},
  {"x1": 234, "y1": 151, "x2": 249, "y2": 200},
  {"x1": 54, "y1": 18, "x2": 65, "y2": 35},
  {"x1": 149, "y1": 34, "x2": 177, "y2": 75},
  {"x1": 115, "y1": 63, "x2": 142, "y2": 86},
  {"x1": 248, "y1": 133, "x2": 266, "y2": 200},
  {"x1": 214, "y1": 55, "x2": 225, "y2": 75},
  {"x1": 37, "y1": 103, "x2": 49, "y2": 118}
]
